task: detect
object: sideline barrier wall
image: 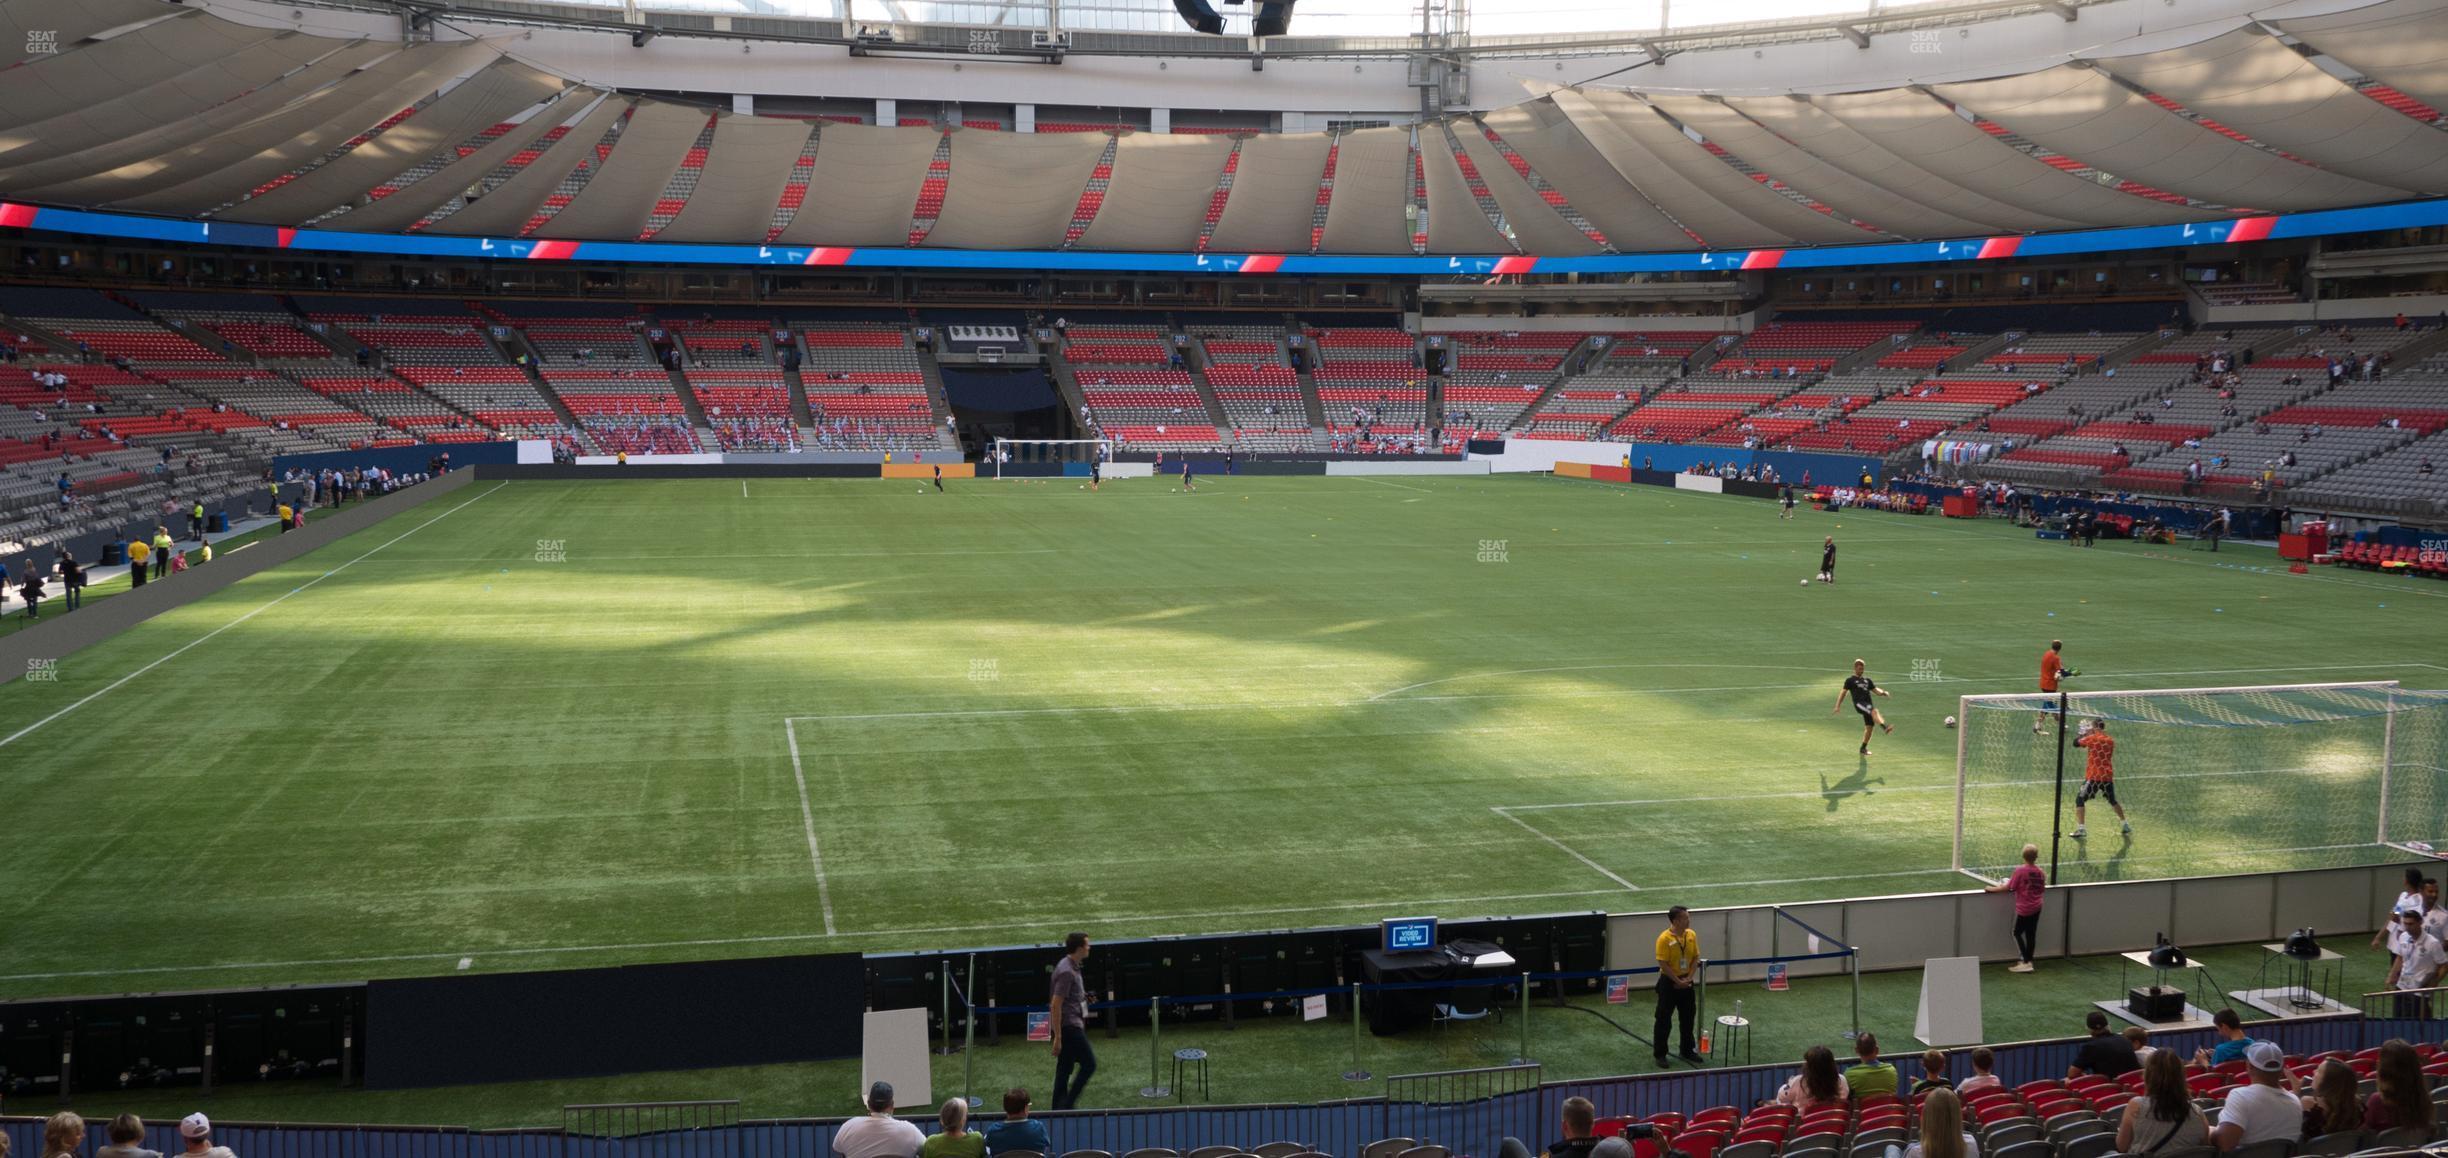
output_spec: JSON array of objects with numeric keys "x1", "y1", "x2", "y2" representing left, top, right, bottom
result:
[
  {"x1": 1480, "y1": 439, "x2": 1882, "y2": 487},
  {"x1": 273, "y1": 441, "x2": 521, "y2": 478},
  {"x1": 1608, "y1": 861, "x2": 2412, "y2": 979},
  {"x1": 0, "y1": 470, "x2": 475, "y2": 686},
  {"x1": 882, "y1": 463, "x2": 976, "y2": 479},
  {"x1": 1322, "y1": 460, "x2": 1491, "y2": 477}
]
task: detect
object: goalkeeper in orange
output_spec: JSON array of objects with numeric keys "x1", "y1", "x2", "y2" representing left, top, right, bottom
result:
[{"x1": 2071, "y1": 716, "x2": 2130, "y2": 839}]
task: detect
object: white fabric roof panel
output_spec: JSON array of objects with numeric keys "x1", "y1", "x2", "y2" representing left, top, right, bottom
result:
[
  {"x1": 651, "y1": 115, "x2": 813, "y2": 243},
  {"x1": 1931, "y1": 66, "x2": 2409, "y2": 211},
  {"x1": 314, "y1": 90, "x2": 599, "y2": 234},
  {"x1": 0, "y1": 30, "x2": 342, "y2": 170},
  {"x1": 1810, "y1": 87, "x2": 2203, "y2": 228},
  {"x1": 1592, "y1": 90, "x2": 1872, "y2": 246},
  {"x1": 1420, "y1": 132, "x2": 1511, "y2": 254},
  {"x1": 536, "y1": 100, "x2": 712, "y2": 240},
  {"x1": 0, "y1": 40, "x2": 400, "y2": 201},
  {"x1": 225, "y1": 63, "x2": 572, "y2": 226},
  {"x1": 773, "y1": 123, "x2": 939, "y2": 248},
  {"x1": 2273, "y1": 0, "x2": 2448, "y2": 114},
  {"x1": 1647, "y1": 95, "x2": 1997, "y2": 238},
  {"x1": 427, "y1": 96, "x2": 633, "y2": 237},
  {"x1": 1481, "y1": 101, "x2": 1696, "y2": 252},
  {"x1": 2098, "y1": 28, "x2": 2448, "y2": 195},
  {"x1": 1204, "y1": 132, "x2": 1332, "y2": 254},
  {"x1": 1449, "y1": 124, "x2": 1602, "y2": 256},
  {"x1": 1074, "y1": 134, "x2": 1232, "y2": 253},
  {"x1": 0, "y1": 0, "x2": 184, "y2": 71},
  {"x1": 1553, "y1": 88, "x2": 1790, "y2": 248},
  {"x1": 1724, "y1": 94, "x2": 2086, "y2": 234},
  {"x1": 0, "y1": 10, "x2": 272, "y2": 135},
  {"x1": 1316, "y1": 127, "x2": 1413, "y2": 254},
  {"x1": 923, "y1": 129, "x2": 1107, "y2": 249},
  {"x1": 85, "y1": 42, "x2": 496, "y2": 213}
]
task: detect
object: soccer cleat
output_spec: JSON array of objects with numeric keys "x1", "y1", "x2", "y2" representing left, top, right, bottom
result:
[
  {"x1": 2121, "y1": 820, "x2": 2133, "y2": 835},
  {"x1": 2071, "y1": 825, "x2": 2087, "y2": 839},
  {"x1": 2008, "y1": 961, "x2": 2034, "y2": 973},
  {"x1": 1859, "y1": 745, "x2": 1872, "y2": 756}
]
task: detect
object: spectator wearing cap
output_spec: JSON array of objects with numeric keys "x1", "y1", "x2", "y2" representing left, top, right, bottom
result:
[
  {"x1": 921, "y1": 1100, "x2": 983, "y2": 1158},
  {"x1": 2213, "y1": 1043, "x2": 2303, "y2": 1151},
  {"x1": 834, "y1": 1082, "x2": 924, "y2": 1158},
  {"x1": 97, "y1": 1115, "x2": 161, "y2": 1158},
  {"x1": 2069, "y1": 1009, "x2": 2140, "y2": 1080},
  {"x1": 982, "y1": 1089, "x2": 1048, "y2": 1157},
  {"x1": 179, "y1": 1114, "x2": 236, "y2": 1158}
]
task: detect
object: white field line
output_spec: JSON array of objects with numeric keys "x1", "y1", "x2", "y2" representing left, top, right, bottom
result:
[
  {"x1": 1492, "y1": 808, "x2": 1641, "y2": 893},
  {"x1": 782, "y1": 718, "x2": 839, "y2": 935},
  {"x1": 0, "y1": 483, "x2": 508, "y2": 750},
  {"x1": 1348, "y1": 476, "x2": 1433, "y2": 493}
]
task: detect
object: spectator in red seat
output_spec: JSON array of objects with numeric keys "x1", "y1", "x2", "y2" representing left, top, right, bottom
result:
[
  {"x1": 2299, "y1": 1057, "x2": 2363, "y2": 1140},
  {"x1": 2362, "y1": 1040, "x2": 2434, "y2": 1133},
  {"x1": 2069, "y1": 1009, "x2": 2140, "y2": 1080},
  {"x1": 1496, "y1": 1094, "x2": 1662, "y2": 1158},
  {"x1": 1957, "y1": 1047, "x2": 2002, "y2": 1096},
  {"x1": 2116, "y1": 1050, "x2": 2208, "y2": 1156},
  {"x1": 1774, "y1": 1045, "x2": 1850, "y2": 1113},
  {"x1": 2214, "y1": 1043, "x2": 2304, "y2": 1151}
]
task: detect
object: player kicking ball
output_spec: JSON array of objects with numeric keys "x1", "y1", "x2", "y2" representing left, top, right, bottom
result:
[
  {"x1": 2071, "y1": 716, "x2": 2131, "y2": 839},
  {"x1": 1832, "y1": 659, "x2": 1893, "y2": 755},
  {"x1": 1818, "y1": 536, "x2": 1837, "y2": 583}
]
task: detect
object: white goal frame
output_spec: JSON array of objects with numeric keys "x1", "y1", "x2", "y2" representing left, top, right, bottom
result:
[
  {"x1": 1950, "y1": 680, "x2": 2412, "y2": 884},
  {"x1": 989, "y1": 438, "x2": 1113, "y2": 479}
]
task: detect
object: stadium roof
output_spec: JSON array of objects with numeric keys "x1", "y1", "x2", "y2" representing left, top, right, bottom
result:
[{"x1": 0, "y1": 0, "x2": 2444, "y2": 255}]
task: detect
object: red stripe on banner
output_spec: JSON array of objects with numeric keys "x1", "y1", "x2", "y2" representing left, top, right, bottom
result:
[
  {"x1": 526, "y1": 240, "x2": 579, "y2": 261},
  {"x1": 276, "y1": 228, "x2": 297, "y2": 249},
  {"x1": 0, "y1": 202, "x2": 37, "y2": 229},
  {"x1": 1492, "y1": 255, "x2": 1538, "y2": 275},
  {"x1": 1238, "y1": 254, "x2": 1284, "y2": 275},
  {"x1": 803, "y1": 247, "x2": 854, "y2": 266},
  {"x1": 2226, "y1": 216, "x2": 2276, "y2": 244},
  {"x1": 1976, "y1": 237, "x2": 2022, "y2": 260},
  {"x1": 1738, "y1": 249, "x2": 1785, "y2": 270}
]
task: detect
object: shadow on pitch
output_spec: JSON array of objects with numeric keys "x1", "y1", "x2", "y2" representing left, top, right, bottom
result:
[{"x1": 1819, "y1": 761, "x2": 1885, "y2": 812}]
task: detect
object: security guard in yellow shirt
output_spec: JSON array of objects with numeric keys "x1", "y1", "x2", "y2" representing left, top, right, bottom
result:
[
  {"x1": 126, "y1": 537, "x2": 151, "y2": 588},
  {"x1": 1653, "y1": 905, "x2": 1701, "y2": 1067}
]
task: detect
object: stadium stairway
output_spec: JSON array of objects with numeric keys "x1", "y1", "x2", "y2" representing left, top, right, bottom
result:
[
  {"x1": 1826, "y1": 324, "x2": 1931, "y2": 377},
  {"x1": 911, "y1": 337, "x2": 960, "y2": 450},
  {"x1": 1172, "y1": 324, "x2": 1235, "y2": 432},
  {"x1": 497, "y1": 331, "x2": 589, "y2": 444},
  {"x1": 663, "y1": 362, "x2": 715, "y2": 436},
  {"x1": 779, "y1": 361, "x2": 819, "y2": 440},
  {"x1": 2092, "y1": 328, "x2": 2179, "y2": 371}
]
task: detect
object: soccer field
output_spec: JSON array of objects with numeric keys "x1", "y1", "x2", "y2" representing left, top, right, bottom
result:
[{"x1": 2, "y1": 472, "x2": 2443, "y2": 1000}]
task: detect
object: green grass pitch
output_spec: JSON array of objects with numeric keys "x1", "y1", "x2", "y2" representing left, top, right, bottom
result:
[{"x1": 1, "y1": 472, "x2": 2442, "y2": 1001}]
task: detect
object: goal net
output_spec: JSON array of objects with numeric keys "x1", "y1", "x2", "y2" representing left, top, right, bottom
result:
[
  {"x1": 1952, "y1": 682, "x2": 2448, "y2": 885},
  {"x1": 989, "y1": 438, "x2": 1113, "y2": 478}
]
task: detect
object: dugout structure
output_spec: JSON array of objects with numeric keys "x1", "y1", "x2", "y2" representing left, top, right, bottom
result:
[{"x1": 1952, "y1": 682, "x2": 2448, "y2": 884}]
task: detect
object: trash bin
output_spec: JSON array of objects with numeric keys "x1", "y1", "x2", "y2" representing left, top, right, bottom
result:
[{"x1": 210, "y1": 512, "x2": 229, "y2": 533}]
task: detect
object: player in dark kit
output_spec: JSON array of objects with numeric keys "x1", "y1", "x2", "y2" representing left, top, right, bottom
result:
[
  {"x1": 1818, "y1": 536, "x2": 1837, "y2": 582},
  {"x1": 1831, "y1": 658, "x2": 1893, "y2": 755},
  {"x1": 1089, "y1": 457, "x2": 1101, "y2": 491},
  {"x1": 1781, "y1": 485, "x2": 1797, "y2": 520},
  {"x1": 933, "y1": 464, "x2": 944, "y2": 492},
  {"x1": 1180, "y1": 461, "x2": 1195, "y2": 491}
]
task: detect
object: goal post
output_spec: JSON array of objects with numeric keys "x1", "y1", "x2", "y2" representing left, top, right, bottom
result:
[
  {"x1": 1951, "y1": 681, "x2": 2448, "y2": 886},
  {"x1": 989, "y1": 438, "x2": 1113, "y2": 479}
]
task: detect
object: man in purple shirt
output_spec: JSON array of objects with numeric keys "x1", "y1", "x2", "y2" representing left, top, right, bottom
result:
[{"x1": 1049, "y1": 932, "x2": 1096, "y2": 1109}]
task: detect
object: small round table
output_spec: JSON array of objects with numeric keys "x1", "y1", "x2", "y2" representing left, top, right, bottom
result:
[
  {"x1": 1714, "y1": 1015, "x2": 1753, "y2": 1068},
  {"x1": 1172, "y1": 1047, "x2": 1210, "y2": 1102}
]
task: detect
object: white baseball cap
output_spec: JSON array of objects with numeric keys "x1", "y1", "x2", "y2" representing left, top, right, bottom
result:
[
  {"x1": 2244, "y1": 1041, "x2": 2285, "y2": 1073},
  {"x1": 179, "y1": 1114, "x2": 211, "y2": 1140}
]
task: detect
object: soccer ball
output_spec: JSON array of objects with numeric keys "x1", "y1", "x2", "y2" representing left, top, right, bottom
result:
[
  {"x1": 1800, "y1": 578, "x2": 1810, "y2": 586},
  {"x1": 1944, "y1": 715, "x2": 1958, "y2": 729}
]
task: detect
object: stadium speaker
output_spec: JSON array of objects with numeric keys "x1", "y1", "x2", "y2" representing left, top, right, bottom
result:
[
  {"x1": 1172, "y1": 0, "x2": 1225, "y2": 35},
  {"x1": 1252, "y1": 0, "x2": 1297, "y2": 36},
  {"x1": 2283, "y1": 927, "x2": 2322, "y2": 959},
  {"x1": 2147, "y1": 933, "x2": 2188, "y2": 969}
]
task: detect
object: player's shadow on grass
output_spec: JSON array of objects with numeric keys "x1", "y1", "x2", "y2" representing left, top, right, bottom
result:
[
  {"x1": 1819, "y1": 763, "x2": 1884, "y2": 812},
  {"x1": 2066, "y1": 830, "x2": 2136, "y2": 874}
]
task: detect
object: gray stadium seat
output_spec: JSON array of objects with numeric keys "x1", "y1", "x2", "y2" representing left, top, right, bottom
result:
[
  {"x1": 1125, "y1": 1149, "x2": 1181, "y2": 1158},
  {"x1": 2302, "y1": 1132, "x2": 2368, "y2": 1156},
  {"x1": 1362, "y1": 1140, "x2": 1417, "y2": 1158},
  {"x1": 1254, "y1": 1144, "x2": 1309, "y2": 1158},
  {"x1": 2061, "y1": 1133, "x2": 2116, "y2": 1158}
]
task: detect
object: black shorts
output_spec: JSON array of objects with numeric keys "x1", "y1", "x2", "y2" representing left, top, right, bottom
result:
[
  {"x1": 1853, "y1": 702, "x2": 1878, "y2": 721},
  {"x1": 2077, "y1": 779, "x2": 2118, "y2": 807}
]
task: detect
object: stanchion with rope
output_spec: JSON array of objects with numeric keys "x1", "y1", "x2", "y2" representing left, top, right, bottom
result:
[
  {"x1": 1343, "y1": 982, "x2": 1372, "y2": 1082},
  {"x1": 959, "y1": 954, "x2": 982, "y2": 1108},
  {"x1": 1509, "y1": 972, "x2": 1534, "y2": 1066},
  {"x1": 1139, "y1": 997, "x2": 1171, "y2": 1099}
]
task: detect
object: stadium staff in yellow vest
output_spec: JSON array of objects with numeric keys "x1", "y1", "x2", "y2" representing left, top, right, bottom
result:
[
  {"x1": 1653, "y1": 905, "x2": 1701, "y2": 1067},
  {"x1": 151, "y1": 527, "x2": 174, "y2": 579},
  {"x1": 126, "y1": 536, "x2": 150, "y2": 588},
  {"x1": 190, "y1": 500, "x2": 205, "y2": 541},
  {"x1": 277, "y1": 502, "x2": 294, "y2": 533}
]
